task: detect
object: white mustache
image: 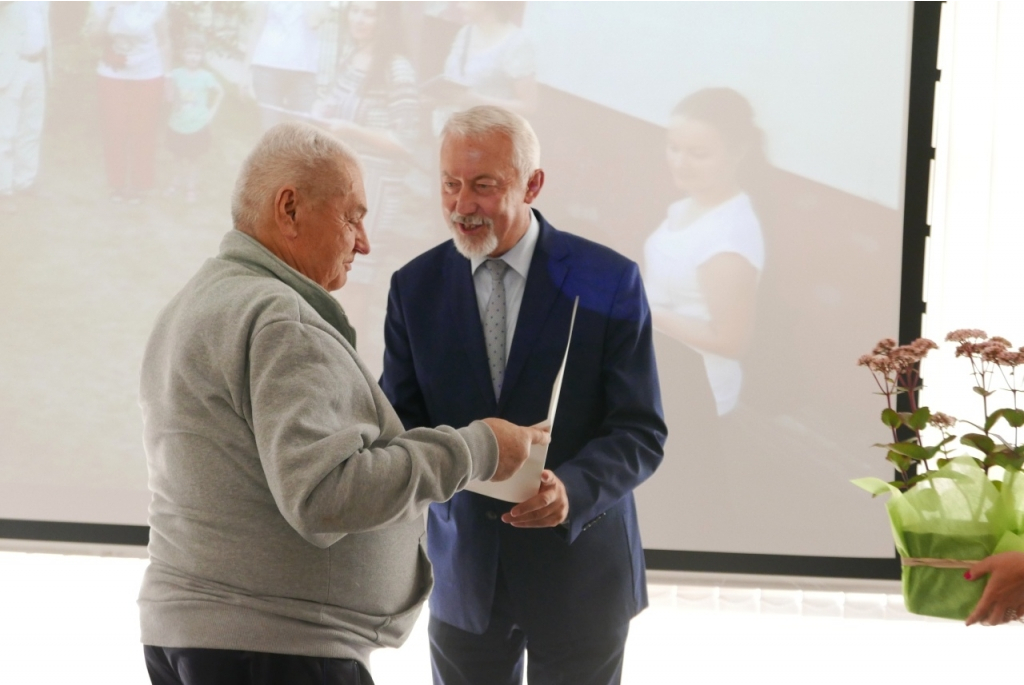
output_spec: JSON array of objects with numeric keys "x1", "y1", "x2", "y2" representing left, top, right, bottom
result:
[{"x1": 450, "y1": 212, "x2": 493, "y2": 228}]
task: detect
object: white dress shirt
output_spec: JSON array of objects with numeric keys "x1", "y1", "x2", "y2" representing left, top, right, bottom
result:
[{"x1": 470, "y1": 211, "x2": 540, "y2": 359}]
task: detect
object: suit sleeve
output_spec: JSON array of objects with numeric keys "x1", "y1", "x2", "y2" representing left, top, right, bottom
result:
[
  {"x1": 554, "y1": 263, "x2": 667, "y2": 544},
  {"x1": 381, "y1": 270, "x2": 432, "y2": 431}
]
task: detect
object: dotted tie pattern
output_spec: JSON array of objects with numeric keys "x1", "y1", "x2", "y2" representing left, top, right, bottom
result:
[{"x1": 483, "y1": 259, "x2": 509, "y2": 399}]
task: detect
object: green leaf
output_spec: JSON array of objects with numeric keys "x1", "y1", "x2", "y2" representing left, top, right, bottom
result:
[
  {"x1": 961, "y1": 433, "x2": 997, "y2": 455},
  {"x1": 1003, "y1": 409, "x2": 1024, "y2": 428},
  {"x1": 974, "y1": 386, "x2": 994, "y2": 397},
  {"x1": 886, "y1": 450, "x2": 912, "y2": 472},
  {"x1": 888, "y1": 442, "x2": 930, "y2": 461},
  {"x1": 988, "y1": 452, "x2": 1024, "y2": 471},
  {"x1": 908, "y1": 407, "x2": 931, "y2": 431},
  {"x1": 905, "y1": 474, "x2": 929, "y2": 488},
  {"x1": 937, "y1": 458, "x2": 952, "y2": 469},
  {"x1": 881, "y1": 408, "x2": 901, "y2": 428},
  {"x1": 994, "y1": 479, "x2": 1004, "y2": 492}
]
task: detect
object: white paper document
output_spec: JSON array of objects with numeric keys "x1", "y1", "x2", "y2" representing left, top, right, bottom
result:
[{"x1": 465, "y1": 297, "x2": 579, "y2": 503}]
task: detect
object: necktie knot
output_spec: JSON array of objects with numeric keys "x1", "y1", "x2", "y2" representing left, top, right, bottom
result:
[{"x1": 485, "y1": 259, "x2": 508, "y2": 283}]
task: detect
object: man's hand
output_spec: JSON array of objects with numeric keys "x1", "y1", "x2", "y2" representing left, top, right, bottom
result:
[
  {"x1": 481, "y1": 418, "x2": 549, "y2": 482},
  {"x1": 502, "y1": 470, "x2": 568, "y2": 528},
  {"x1": 965, "y1": 551, "x2": 1024, "y2": 626}
]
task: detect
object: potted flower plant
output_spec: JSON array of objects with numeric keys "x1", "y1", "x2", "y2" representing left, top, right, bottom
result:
[{"x1": 854, "y1": 330, "x2": 1024, "y2": 619}]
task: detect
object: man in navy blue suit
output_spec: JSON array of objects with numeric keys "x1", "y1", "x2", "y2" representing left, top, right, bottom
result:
[{"x1": 381, "y1": 106, "x2": 666, "y2": 685}]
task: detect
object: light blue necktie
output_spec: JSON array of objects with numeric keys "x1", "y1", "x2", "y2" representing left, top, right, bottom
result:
[{"x1": 483, "y1": 260, "x2": 509, "y2": 399}]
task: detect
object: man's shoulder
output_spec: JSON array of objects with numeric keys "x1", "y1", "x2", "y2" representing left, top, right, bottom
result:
[
  {"x1": 393, "y1": 239, "x2": 459, "y2": 284},
  {"x1": 546, "y1": 222, "x2": 637, "y2": 277},
  {"x1": 169, "y1": 258, "x2": 305, "y2": 329}
]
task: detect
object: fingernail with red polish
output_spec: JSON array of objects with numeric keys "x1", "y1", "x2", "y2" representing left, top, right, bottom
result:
[{"x1": 964, "y1": 572, "x2": 972, "y2": 579}]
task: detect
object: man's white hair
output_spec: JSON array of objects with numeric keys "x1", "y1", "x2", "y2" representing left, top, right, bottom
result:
[
  {"x1": 231, "y1": 122, "x2": 361, "y2": 233},
  {"x1": 441, "y1": 106, "x2": 541, "y2": 183}
]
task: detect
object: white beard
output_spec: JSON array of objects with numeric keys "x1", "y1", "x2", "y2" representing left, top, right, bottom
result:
[{"x1": 449, "y1": 212, "x2": 498, "y2": 260}]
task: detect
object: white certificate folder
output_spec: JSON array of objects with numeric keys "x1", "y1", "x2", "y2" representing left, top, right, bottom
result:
[{"x1": 465, "y1": 297, "x2": 579, "y2": 503}]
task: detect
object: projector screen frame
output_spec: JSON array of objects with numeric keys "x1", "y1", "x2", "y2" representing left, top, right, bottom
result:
[{"x1": 0, "y1": 2, "x2": 941, "y2": 582}]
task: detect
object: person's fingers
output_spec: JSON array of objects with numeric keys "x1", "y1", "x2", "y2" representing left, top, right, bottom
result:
[
  {"x1": 528, "y1": 426, "x2": 551, "y2": 445},
  {"x1": 503, "y1": 498, "x2": 563, "y2": 527},
  {"x1": 505, "y1": 510, "x2": 560, "y2": 528},
  {"x1": 966, "y1": 557, "x2": 994, "y2": 582},
  {"x1": 966, "y1": 598, "x2": 992, "y2": 626},
  {"x1": 507, "y1": 488, "x2": 555, "y2": 518}
]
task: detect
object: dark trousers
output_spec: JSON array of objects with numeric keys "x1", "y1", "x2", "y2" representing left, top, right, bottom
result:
[
  {"x1": 428, "y1": 567, "x2": 629, "y2": 685},
  {"x1": 144, "y1": 646, "x2": 374, "y2": 685}
]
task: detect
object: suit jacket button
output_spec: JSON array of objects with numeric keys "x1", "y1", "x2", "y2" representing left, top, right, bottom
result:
[{"x1": 485, "y1": 511, "x2": 498, "y2": 521}]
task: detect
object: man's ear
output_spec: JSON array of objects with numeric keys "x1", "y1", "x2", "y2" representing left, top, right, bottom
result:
[
  {"x1": 274, "y1": 186, "x2": 299, "y2": 237},
  {"x1": 524, "y1": 169, "x2": 545, "y2": 203}
]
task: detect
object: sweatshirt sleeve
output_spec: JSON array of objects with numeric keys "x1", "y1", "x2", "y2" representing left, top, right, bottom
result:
[{"x1": 248, "y1": 317, "x2": 498, "y2": 548}]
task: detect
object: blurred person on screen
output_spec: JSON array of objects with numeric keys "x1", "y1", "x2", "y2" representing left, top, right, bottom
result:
[
  {"x1": 380, "y1": 105, "x2": 666, "y2": 685},
  {"x1": 163, "y1": 32, "x2": 223, "y2": 205},
  {"x1": 430, "y1": 2, "x2": 536, "y2": 135},
  {"x1": 244, "y1": 1, "x2": 330, "y2": 131},
  {"x1": 643, "y1": 88, "x2": 766, "y2": 419},
  {"x1": 312, "y1": 1, "x2": 419, "y2": 259},
  {"x1": 84, "y1": 1, "x2": 170, "y2": 203},
  {"x1": 138, "y1": 122, "x2": 547, "y2": 685},
  {"x1": 0, "y1": 1, "x2": 50, "y2": 215}
]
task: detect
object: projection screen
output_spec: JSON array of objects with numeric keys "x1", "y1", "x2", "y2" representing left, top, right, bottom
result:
[{"x1": 0, "y1": 1, "x2": 926, "y2": 575}]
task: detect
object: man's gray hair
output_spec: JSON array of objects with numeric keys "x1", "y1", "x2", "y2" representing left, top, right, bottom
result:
[
  {"x1": 231, "y1": 122, "x2": 360, "y2": 232},
  {"x1": 441, "y1": 106, "x2": 541, "y2": 183}
]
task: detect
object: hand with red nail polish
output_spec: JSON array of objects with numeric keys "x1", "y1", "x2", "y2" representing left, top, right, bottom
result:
[{"x1": 965, "y1": 551, "x2": 1024, "y2": 626}]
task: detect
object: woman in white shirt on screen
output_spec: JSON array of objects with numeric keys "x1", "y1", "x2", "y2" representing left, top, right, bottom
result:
[
  {"x1": 431, "y1": 2, "x2": 536, "y2": 134},
  {"x1": 245, "y1": 2, "x2": 329, "y2": 131},
  {"x1": 644, "y1": 88, "x2": 766, "y2": 418}
]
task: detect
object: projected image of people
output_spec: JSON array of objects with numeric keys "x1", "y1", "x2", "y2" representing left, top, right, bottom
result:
[
  {"x1": 644, "y1": 88, "x2": 765, "y2": 421},
  {"x1": 0, "y1": 1, "x2": 51, "y2": 215},
  {"x1": 431, "y1": 1, "x2": 536, "y2": 132},
  {"x1": 312, "y1": 1, "x2": 419, "y2": 255},
  {"x1": 85, "y1": 1, "x2": 169, "y2": 203},
  {"x1": 164, "y1": 33, "x2": 223, "y2": 205},
  {"x1": 244, "y1": 2, "x2": 328, "y2": 132},
  {"x1": 1, "y1": 1, "x2": 912, "y2": 564}
]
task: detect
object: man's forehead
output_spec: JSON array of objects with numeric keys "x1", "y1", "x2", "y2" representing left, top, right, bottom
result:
[{"x1": 442, "y1": 134, "x2": 515, "y2": 176}]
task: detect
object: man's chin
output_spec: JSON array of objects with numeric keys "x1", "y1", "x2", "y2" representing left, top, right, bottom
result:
[{"x1": 451, "y1": 231, "x2": 498, "y2": 260}]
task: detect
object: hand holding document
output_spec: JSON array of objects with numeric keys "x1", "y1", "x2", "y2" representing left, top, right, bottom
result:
[{"x1": 467, "y1": 298, "x2": 579, "y2": 503}]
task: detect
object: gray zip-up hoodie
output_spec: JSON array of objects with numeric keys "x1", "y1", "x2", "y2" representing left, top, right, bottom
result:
[{"x1": 138, "y1": 230, "x2": 498, "y2": 666}]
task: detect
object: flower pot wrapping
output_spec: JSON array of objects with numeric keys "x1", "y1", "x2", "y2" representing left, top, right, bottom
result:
[{"x1": 854, "y1": 458, "x2": 1024, "y2": 620}]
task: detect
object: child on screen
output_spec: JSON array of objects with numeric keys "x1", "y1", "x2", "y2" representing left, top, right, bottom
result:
[{"x1": 165, "y1": 33, "x2": 223, "y2": 204}]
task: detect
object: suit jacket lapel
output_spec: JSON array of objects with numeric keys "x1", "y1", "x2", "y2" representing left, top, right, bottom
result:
[
  {"x1": 444, "y1": 247, "x2": 497, "y2": 411},
  {"x1": 500, "y1": 215, "x2": 570, "y2": 411}
]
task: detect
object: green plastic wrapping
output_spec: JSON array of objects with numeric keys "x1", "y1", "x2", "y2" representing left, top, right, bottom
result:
[{"x1": 853, "y1": 457, "x2": 1024, "y2": 620}]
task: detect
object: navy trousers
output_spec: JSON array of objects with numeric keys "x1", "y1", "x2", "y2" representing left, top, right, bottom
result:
[
  {"x1": 144, "y1": 646, "x2": 374, "y2": 685},
  {"x1": 428, "y1": 566, "x2": 629, "y2": 685}
]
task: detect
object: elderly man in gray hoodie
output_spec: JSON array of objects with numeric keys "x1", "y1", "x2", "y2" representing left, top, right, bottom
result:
[{"x1": 138, "y1": 122, "x2": 547, "y2": 685}]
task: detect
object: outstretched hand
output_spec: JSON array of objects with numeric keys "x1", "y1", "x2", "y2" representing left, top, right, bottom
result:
[
  {"x1": 502, "y1": 470, "x2": 568, "y2": 528},
  {"x1": 965, "y1": 551, "x2": 1024, "y2": 625},
  {"x1": 482, "y1": 418, "x2": 550, "y2": 482}
]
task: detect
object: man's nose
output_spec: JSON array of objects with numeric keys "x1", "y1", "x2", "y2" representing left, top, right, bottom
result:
[
  {"x1": 355, "y1": 222, "x2": 370, "y2": 255},
  {"x1": 454, "y1": 186, "x2": 477, "y2": 215}
]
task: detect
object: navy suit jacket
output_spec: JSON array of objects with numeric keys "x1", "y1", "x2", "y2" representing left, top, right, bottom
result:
[{"x1": 381, "y1": 211, "x2": 666, "y2": 640}]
